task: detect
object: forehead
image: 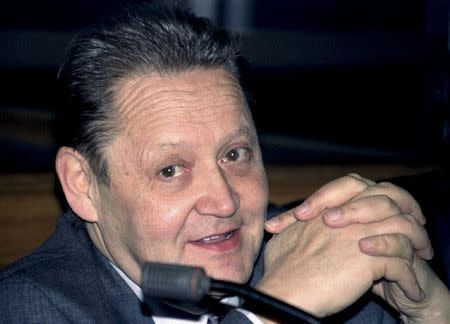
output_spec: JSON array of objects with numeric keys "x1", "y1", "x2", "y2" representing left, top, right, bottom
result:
[{"x1": 113, "y1": 68, "x2": 252, "y2": 135}]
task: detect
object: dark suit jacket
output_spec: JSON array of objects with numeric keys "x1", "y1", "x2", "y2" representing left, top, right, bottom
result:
[{"x1": 0, "y1": 209, "x2": 398, "y2": 323}]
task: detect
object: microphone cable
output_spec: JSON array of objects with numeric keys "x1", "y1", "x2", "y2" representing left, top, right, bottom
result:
[{"x1": 142, "y1": 262, "x2": 320, "y2": 323}]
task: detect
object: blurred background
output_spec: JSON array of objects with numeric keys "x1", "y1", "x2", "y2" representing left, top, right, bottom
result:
[
  {"x1": 0, "y1": 0, "x2": 448, "y2": 169},
  {"x1": 0, "y1": 0, "x2": 449, "y2": 276}
]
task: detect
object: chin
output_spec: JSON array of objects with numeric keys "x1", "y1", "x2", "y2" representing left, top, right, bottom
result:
[{"x1": 206, "y1": 264, "x2": 252, "y2": 284}]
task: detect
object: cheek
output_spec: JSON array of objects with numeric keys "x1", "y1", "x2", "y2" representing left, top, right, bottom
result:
[
  {"x1": 110, "y1": 194, "x2": 192, "y2": 263},
  {"x1": 130, "y1": 189, "x2": 207, "y2": 248},
  {"x1": 244, "y1": 166, "x2": 269, "y2": 210},
  {"x1": 143, "y1": 214, "x2": 187, "y2": 247},
  {"x1": 102, "y1": 185, "x2": 183, "y2": 249},
  {"x1": 127, "y1": 195, "x2": 186, "y2": 239},
  {"x1": 239, "y1": 166, "x2": 268, "y2": 235}
]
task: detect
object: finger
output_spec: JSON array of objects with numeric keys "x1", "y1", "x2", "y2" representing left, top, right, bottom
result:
[
  {"x1": 347, "y1": 173, "x2": 377, "y2": 186},
  {"x1": 364, "y1": 215, "x2": 433, "y2": 260},
  {"x1": 359, "y1": 234, "x2": 414, "y2": 262},
  {"x1": 322, "y1": 195, "x2": 401, "y2": 227},
  {"x1": 349, "y1": 181, "x2": 426, "y2": 225},
  {"x1": 293, "y1": 174, "x2": 371, "y2": 221},
  {"x1": 373, "y1": 257, "x2": 424, "y2": 302},
  {"x1": 265, "y1": 209, "x2": 298, "y2": 234}
]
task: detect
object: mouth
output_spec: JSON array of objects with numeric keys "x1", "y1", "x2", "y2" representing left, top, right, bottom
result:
[
  {"x1": 196, "y1": 230, "x2": 235, "y2": 244},
  {"x1": 189, "y1": 229, "x2": 240, "y2": 251}
]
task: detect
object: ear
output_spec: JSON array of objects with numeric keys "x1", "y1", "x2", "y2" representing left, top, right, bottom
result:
[{"x1": 55, "y1": 147, "x2": 100, "y2": 222}]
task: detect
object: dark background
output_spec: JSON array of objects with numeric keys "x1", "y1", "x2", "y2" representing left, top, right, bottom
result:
[{"x1": 0, "y1": 0, "x2": 448, "y2": 170}]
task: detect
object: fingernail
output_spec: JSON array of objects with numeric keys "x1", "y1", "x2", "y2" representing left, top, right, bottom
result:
[
  {"x1": 324, "y1": 208, "x2": 341, "y2": 221},
  {"x1": 413, "y1": 288, "x2": 426, "y2": 302},
  {"x1": 294, "y1": 202, "x2": 309, "y2": 216},
  {"x1": 360, "y1": 238, "x2": 375, "y2": 250},
  {"x1": 265, "y1": 218, "x2": 279, "y2": 227},
  {"x1": 419, "y1": 289, "x2": 426, "y2": 301},
  {"x1": 420, "y1": 288, "x2": 426, "y2": 301}
]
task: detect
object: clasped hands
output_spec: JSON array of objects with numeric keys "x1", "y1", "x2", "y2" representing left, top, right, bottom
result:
[{"x1": 258, "y1": 174, "x2": 450, "y2": 322}]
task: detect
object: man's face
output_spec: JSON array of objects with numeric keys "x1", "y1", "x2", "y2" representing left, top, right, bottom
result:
[{"x1": 91, "y1": 68, "x2": 268, "y2": 285}]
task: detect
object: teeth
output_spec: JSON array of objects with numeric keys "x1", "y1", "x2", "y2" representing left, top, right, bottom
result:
[
  {"x1": 200, "y1": 231, "x2": 233, "y2": 243},
  {"x1": 202, "y1": 235, "x2": 221, "y2": 243}
]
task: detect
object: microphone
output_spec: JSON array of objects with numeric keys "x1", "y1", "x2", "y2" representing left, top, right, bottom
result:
[
  {"x1": 142, "y1": 262, "x2": 210, "y2": 302},
  {"x1": 142, "y1": 262, "x2": 320, "y2": 323}
]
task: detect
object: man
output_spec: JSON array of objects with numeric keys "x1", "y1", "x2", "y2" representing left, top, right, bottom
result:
[{"x1": 1, "y1": 3, "x2": 449, "y2": 323}]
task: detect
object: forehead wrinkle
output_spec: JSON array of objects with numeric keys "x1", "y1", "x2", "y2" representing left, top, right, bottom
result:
[
  {"x1": 114, "y1": 75, "x2": 154, "y2": 114},
  {"x1": 116, "y1": 69, "x2": 245, "y2": 115},
  {"x1": 113, "y1": 75, "x2": 195, "y2": 129},
  {"x1": 112, "y1": 68, "x2": 253, "y2": 170},
  {"x1": 115, "y1": 82, "x2": 167, "y2": 128},
  {"x1": 121, "y1": 89, "x2": 247, "y2": 134}
]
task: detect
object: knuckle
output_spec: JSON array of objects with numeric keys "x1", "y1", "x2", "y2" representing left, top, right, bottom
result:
[
  {"x1": 397, "y1": 234, "x2": 414, "y2": 260},
  {"x1": 402, "y1": 214, "x2": 418, "y2": 233},
  {"x1": 376, "y1": 235, "x2": 390, "y2": 250},
  {"x1": 411, "y1": 200, "x2": 425, "y2": 223},
  {"x1": 342, "y1": 201, "x2": 361, "y2": 215},
  {"x1": 377, "y1": 181, "x2": 395, "y2": 190},
  {"x1": 399, "y1": 258, "x2": 413, "y2": 273},
  {"x1": 347, "y1": 172, "x2": 362, "y2": 179},
  {"x1": 398, "y1": 233, "x2": 411, "y2": 248},
  {"x1": 344, "y1": 174, "x2": 368, "y2": 190},
  {"x1": 378, "y1": 194, "x2": 399, "y2": 212},
  {"x1": 376, "y1": 182, "x2": 402, "y2": 198},
  {"x1": 364, "y1": 195, "x2": 400, "y2": 215},
  {"x1": 310, "y1": 189, "x2": 327, "y2": 203}
]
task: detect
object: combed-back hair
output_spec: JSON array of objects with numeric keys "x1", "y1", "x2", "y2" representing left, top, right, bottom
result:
[{"x1": 56, "y1": 1, "x2": 245, "y2": 185}]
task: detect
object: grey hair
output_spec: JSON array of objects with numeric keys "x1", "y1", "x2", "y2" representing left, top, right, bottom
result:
[{"x1": 56, "y1": 2, "x2": 245, "y2": 185}]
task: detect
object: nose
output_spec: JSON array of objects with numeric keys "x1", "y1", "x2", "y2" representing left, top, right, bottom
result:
[{"x1": 194, "y1": 166, "x2": 239, "y2": 218}]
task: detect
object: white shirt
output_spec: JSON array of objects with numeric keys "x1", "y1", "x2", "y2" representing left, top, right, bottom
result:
[{"x1": 110, "y1": 262, "x2": 263, "y2": 324}]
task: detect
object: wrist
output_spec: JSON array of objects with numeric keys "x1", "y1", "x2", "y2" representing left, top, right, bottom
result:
[{"x1": 255, "y1": 279, "x2": 325, "y2": 318}]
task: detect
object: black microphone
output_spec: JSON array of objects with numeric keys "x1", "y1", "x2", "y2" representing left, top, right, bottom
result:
[{"x1": 142, "y1": 262, "x2": 320, "y2": 323}]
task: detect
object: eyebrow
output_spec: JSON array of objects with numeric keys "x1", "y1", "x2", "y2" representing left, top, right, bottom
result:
[
  {"x1": 222, "y1": 125, "x2": 257, "y2": 146},
  {"x1": 155, "y1": 125, "x2": 257, "y2": 150}
]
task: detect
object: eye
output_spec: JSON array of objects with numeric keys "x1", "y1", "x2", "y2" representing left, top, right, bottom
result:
[
  {"x1": 159, "y1": 165, "x2": 183, "y2": 178},
  {"x1": 222, "y1": 147, "x2": 250, "y2": 163}
]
